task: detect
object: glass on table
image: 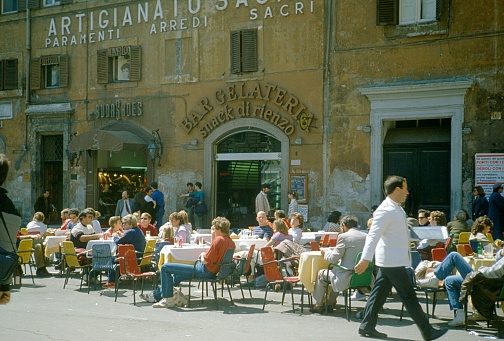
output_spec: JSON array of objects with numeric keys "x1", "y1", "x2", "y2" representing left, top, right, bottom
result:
[{"x1": 146, "y1": 231, "x2": 151, "y2": 239}]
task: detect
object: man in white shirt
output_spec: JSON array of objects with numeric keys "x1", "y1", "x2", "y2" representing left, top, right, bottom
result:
[
  {"x1": 255, "y1": 183, "x2": 271, "y2": 216},
  {"x1": 354, "y1": 175, "x2": 447, "y2": 341}
]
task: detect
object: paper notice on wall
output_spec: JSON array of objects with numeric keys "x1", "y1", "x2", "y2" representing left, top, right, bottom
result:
[{"x1": 474, "y1": 153, "x2": 504, "y2": 197}]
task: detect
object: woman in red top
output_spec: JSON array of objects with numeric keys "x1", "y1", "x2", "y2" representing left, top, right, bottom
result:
[
  {"x1": 149, "y1": 217, "x2": 235, "y2": 308},
  {"x1": 137, "y1": 212, "x2": 158, "y2": 237}
]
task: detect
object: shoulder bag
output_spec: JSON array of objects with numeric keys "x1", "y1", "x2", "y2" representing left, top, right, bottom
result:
[{"x1": 0, "y1": 211, "x2": 19, "y2": 282}]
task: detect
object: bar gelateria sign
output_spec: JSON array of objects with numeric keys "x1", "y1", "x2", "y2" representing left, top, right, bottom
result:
[{"x1": 181, "y1": 82, "x2": 316, "y2": 138}]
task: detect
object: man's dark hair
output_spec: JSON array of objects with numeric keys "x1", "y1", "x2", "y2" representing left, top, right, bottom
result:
[
  {"x1": 418, "y1": 208, "x2": 430, "y2": 217},
  {"x1": 69, "y1": 208, "x2": 80, "y2": 216},
  {"x1": 195, "y1": 182, "x2": 202, "y2": 189},
  {"x1": 327, "y1": 211, "x2": 342, "y2": 223},
  {"x1": 384, "y1": 175, "x2": 406, "y2": 195},
  {"x1": 275, "y1": 210, "x2": 286, "y2": 218},
  {"x1": 341, "y1": 215, "x2": 359, "y2": 229},
  {"x1": 186, "y1": 182, "x2": 193, "y2": 187},
  {"x1": 79, "y1": 208, "x2": 95, "y2": 221},
  {"x1": 150, "y1": 182, "x2": 158, "y2": 189}
]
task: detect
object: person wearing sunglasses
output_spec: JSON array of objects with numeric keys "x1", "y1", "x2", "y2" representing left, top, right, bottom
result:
[{"x1": 417, "y1": 209, "x2": 431, "y2": 227}]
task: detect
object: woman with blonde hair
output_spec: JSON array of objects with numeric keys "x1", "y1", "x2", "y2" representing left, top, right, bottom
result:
[{"x1": 265, "y1": 219, "x2": 293, "y2": 247}]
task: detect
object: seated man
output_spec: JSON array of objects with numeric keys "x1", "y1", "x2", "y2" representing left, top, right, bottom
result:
[
  {"x1": 252, "y1": 211, "x2": 274, "y2": 240},
  {"x1": 70, "y1": 208, "x2": 104, "y2": 266},
  {"x1": 418, "y1": 239, "x2": 504, "y2": 326},
  {"x1": 137, "y1": 212, "x2": 158, "y2": 237},
  {"x1": 17, "y1": 229, "x2": 50, "y2": 277},
  {"x1": 310, "y1": 215, "x2": 367, "y2": 313},
  {"x1": 141, "y1": 217, "x2": 235, "y2": 307}
]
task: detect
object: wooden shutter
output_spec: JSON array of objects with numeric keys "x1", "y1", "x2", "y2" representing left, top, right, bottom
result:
[
  {"x1": 61, "y1": 0, "x2": 73, "y2": 4},
  {"x1": 241, "y1": 29, "x2": 258, "y2": 72},
  {"x1": 59, "y1": 55, "x2": 68, "y2": 87},
  {"x1": 376, "y1": 0, "x2": 398, "y2": 26},
  {"x1": 129, "y1": 46, "x2": 141, "y2": 81},
  {"x1": 0, "y1": 61, "x2": 3, "y2": 90},
  {"x1": 4, "y1": 59, "x2": 18, "y2": 90},
  {"x1": 18, "y1": 0, "x2": 40, "y2": 11},
  {"x1": 30, "y1": 57, "x2": 41, "y2": 90},
  {"x1": 436, "y1": 0, "x2": 442, "y2": 19},
  {"x1": 97, "y1": 49, "x2": 109, "y2": 84},
  {"x1": 230, "y1": 31, "x2": 241, "y2": 74}
]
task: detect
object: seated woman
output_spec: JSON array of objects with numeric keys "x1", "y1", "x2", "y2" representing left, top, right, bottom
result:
[
  {"x1": 105, "y1": 216, "x2": 123, "y2": 237},
  {"x1": 170, "y1": 211, "x2": 191, "y2": 244},
  {"x1": 137, "y1": 212, "x2": 158, "y2": 237},
  {"x1": 288, "y1": 212, "x2": 304, "y2": 244},
  {"x1": 102, "y1": 214, "x2": 146, "y2": 288},
  {"x1": 141, "y1": 217, "x2": 235, "y2": 307},
  {"x1": 265, "y1": 219, "x2": 292, "y2": 247},
  {"x1": 469, "y1": 215, "x2": 492, "y2": 248},
  {"x1": 323, "y1": 211, "x2": 342, "y2": 232},
  {"x1": 158, "y1": 221, "x2": 174, "y2": 240},
  {"x1": 179, "y1": 210, "x2": 193, "y2": 234}
]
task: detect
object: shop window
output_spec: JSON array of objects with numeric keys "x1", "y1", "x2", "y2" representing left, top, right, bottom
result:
[
  {"x1": 230, "y1": 29, "x2": 258, "y2": 74},
  {"x1": 2, "y1": 0, "x2": 17, "y2": 14},
  {"x1": 0, "y1": 59, "x2": 18, "y2": 90},
  {"x1": 30, "y1": 54, "x2": 69, "y2": 90},
  {"x1": 165, "y1": 38, "x2": 192, "y2": 77},
  {"x1": 97, "y1": 45, "x2": 141, "y2": 84},
  {"x1": 376, "y1": 0, "x2": 441, "y2": 25}
]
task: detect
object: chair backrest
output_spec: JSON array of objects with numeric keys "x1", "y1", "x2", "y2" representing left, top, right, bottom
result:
[
  {"x1": 431, "y1": 248, "x2": 447, "y2": 262},
  {"x1": 410, "y1": 250, "x2": 422, "y2": 269},
  {"x1": 215, "y1": 248, "x2": 237, "y2": 280},
  {"x1": 458, "y1": 232, "x2": 471, "y2": 244},
  {"x1": 17, "y1": 239, "x2": 34, "y2": 264},
  {"x1": 314, "y1": 236, "x2": 321, "y2": 244},
  {"x1": 62, "y1": 241, "x2": 81, "y2": 267},
  {"x1": 321, "y1": 234, "x2": 330, "y2": 247},
  {"x1": 117, "y1": 245, "x2": 142, "y2": 276},
  {"x1": 444, "y1": 236, "x2": 452, "y2": 250},
  {"x1": 464, "y1": 244, "x2": 474, "y2": 256},
  {"x1": 261, "y1": 247, "x2": 283, "y2": 282},
  {"x1": 329, "y1": 237, "x2": 337, "y2": 247},
  {"x1": 456, "y1": 244, "x2": 466, "y2": 256},
  {"x1": 153, "y1": 241, "x2": 171, "y2": 264},
  {"x1": 91, "y1": 244, "x2": 114, "y2": 269},
  {"x1": 348, "y1": 252, "x2": 373, "y2": 289},
  {"x1": 139, "y1": 239, "x2": 157, "y2": 267},
  {"x1": 310, "y1": 240, "x2": 320, "y2": 251},
  {"x1": 20, "y1": 227, "x2": 28, "y2": 235},
  {"x1": 243, "y1": 244, "x2": 256, "y2": 275},
  {"x1": 469, "y1": 239, "x2": 479, "y2": 253}
]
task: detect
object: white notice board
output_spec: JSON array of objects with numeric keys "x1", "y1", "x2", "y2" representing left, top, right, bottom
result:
[{"x1": 475, "y1": 153, "x2": 504, "y2": 197}]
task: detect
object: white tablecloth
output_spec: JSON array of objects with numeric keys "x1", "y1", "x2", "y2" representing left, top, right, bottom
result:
[
  {"x1": 233, "y1": 238, "x2": 269, "y2": 251},
  {"x1": 43, "y1": 236, "x2": 67, "y2": 258},
  {"x1": 299, "y1": 232, "x2": 338, "y2": 245},
  {"x1": 192, "y1": 234, "x2": 212, "y2": 244},
  {"x1": 86, "y1": 239, "x2": 117, "y2": 257},
  {"x1": 158, "y1": 245, "x2": 210, "y2": 268}
]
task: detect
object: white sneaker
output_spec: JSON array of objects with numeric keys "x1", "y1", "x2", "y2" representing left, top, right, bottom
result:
[
  {"x1": 468, "y1": 311, "x2": 488, "y2": 321},
  {"x1": 139, "y1": 292, "x2": 156, "y2": 303},
  {"x1": 417, "y1": 275, "x2": 440, "y2": 289},
  {"x1": 350, "y1": 291, "x2": 367, "y2": 301},
  {"x1": 448, "y1": 310, "x2": 466, "y2": 327},
  {"x1": 152, "y1": 297, "x2": 176, "y2": 308}
]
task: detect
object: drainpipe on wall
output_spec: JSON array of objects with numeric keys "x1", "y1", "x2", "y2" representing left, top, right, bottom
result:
[
  {"x1": 25, "y1": 5, "x2": 31, "y2": 105},
  {"x1": 322, "y1": 0, "x2": 334, "y2": 213}
]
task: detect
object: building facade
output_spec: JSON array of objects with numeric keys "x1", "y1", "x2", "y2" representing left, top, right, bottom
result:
[{"x1": 0, "y1": 0, "x2": 503, "y2": 228}]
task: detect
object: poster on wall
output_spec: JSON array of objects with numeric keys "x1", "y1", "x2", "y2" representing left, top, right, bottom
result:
[
  {"x1": 288, "y1": 173, "x2": 308, "y2": 203},
  {"x1": 474, "y1": 153, "x2": 504, "y2": 198}
]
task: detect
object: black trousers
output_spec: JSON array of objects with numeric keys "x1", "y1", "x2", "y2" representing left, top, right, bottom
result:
[{"x1": 360, "y1": 266, "x2": 431, "y2": 339}]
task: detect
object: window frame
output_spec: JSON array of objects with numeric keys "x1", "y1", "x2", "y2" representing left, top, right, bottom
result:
[
  {"x1": 399, "y1": 0, "x2": 437, "y2": 25},
  {"x1": 230, "y1": 29, "x2": 258, "y2": 74},
  {"x1": 376, "y1": 0, "x2": 442, "y2": 26},
  {"x1": 2, "y1": 0, "x2": 18, "y2": 14},
  {"x1": 97, "y1": 45, "x2": 141, "y2": 84},
  {"x1": 30, "y1": 54, "x2": 68, "y2": 90},
  {"x1": 0, "y1": 58, "x2": 19, "y2": 91},
  {"x1": 43, "y1": 0, "x2": 60, "y2": 7}
]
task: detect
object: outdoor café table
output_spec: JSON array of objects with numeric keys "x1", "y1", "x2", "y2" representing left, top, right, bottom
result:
[
  {"x1": 463, "y1": 255, "x2": 496, "y2": 271},
  {"x1": 233, "y1": 238, "x2": 269, "y2": 251},
  {"x1": 297, "y1": 251, "x2": 330, "y2": 293},
  {"x1": 158, "y1": 244, "x2": 210, "y2": 269},
  {"x1": 43, "y1": 235, "x2": 67, "y2": 258},
  {"x1": 86, "y1": 239, "x2": 117, "y2": 257},
  {"x1": 299, "y1": 232, "x2": 338, "y2": 246}
]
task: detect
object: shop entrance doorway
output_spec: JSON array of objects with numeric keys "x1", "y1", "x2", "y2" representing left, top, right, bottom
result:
[{"x1": 215, "y1": 132, "x2": 281, "y2": 229}]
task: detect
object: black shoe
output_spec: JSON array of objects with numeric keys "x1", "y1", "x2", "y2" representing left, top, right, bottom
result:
[
  {"x1": 358, "y1": 329, "x2": 388, "y2": 339},
  {"x1": 55, "y1": 263, "x2": 62, "y2": 270},
  {"x1": 36, "y1": 268, "x2": 51, "y2": 277},
  {"x1": 424, "y1": 327, "x2": 447, "y2": 341}
]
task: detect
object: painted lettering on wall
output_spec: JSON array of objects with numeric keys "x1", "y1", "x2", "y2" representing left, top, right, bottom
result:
[
  {"x1": 181, "y1": 82, "x2": 315, "y2": 138},
  {"x1": 44, "y1": 0, "x2": 315, "y2": 48},
  {"x1": 95, "y1": 100, "x2": 143, "y2": 120}
]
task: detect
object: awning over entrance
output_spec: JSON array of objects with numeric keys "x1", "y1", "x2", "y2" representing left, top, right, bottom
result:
[{"x1": 68, "y1": 130, "x2": 147, "y2": 153}]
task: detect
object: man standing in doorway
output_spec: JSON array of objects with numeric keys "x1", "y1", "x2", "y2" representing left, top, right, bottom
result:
[
  {"x1": 150, "y1": 181, "x2": 165, "y2": 230},
  {"x1": 115, "y1": 190, "x2": 135, "y2": 218},
  {"x1": 34, "y1": 190, "x2": 51, "y2": 222},
  {"x1": 354, "y1": 175, "x2": 446, "y2": 340},
  {"x1": 255, "y1": 183, "x2": 271, "y2": 216}
]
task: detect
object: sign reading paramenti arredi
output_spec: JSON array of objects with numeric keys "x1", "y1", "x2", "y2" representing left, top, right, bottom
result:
[{"x1": 474, "y1": 153, "x2": 504, "y2": 197}]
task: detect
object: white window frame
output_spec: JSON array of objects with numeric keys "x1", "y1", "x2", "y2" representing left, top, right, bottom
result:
[
  {"x1": 399, "y1": 0, "x2": 436, "y2": 25},
  {"x1": 2, "y1": 0, "x2": 18, "y2": 14},
  {"x1": 113, "y1": 55, "x2": 131, "y2": 82},
  {"x1": 44, "y1": 0, "x2": 60, "y2": 7},
  {"x1": 44, "y1": 64, "x2": 60, "y2": 88}
]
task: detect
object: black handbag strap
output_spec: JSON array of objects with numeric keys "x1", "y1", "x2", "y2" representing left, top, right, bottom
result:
[{"x1": 0, "y1": 211, "x2": 17, "y2": 252}]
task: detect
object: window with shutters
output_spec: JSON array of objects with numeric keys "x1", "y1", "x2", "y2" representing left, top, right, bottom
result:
[
  {"x1": 0, "y1": 59, "x2": 18, "y2": 90},
  {"x1": 97, "y1": 46, "x2": 141, "y2": 84},
  {"x1": 30, "y1": 55, "x2": 69, "y2": 90},
  {"x1": 2, "y1": 0, "x2": 18, "y2": 14},
  {"x1": 377, "y1": 0, "x2": 441, "y2": 26},
  {"x1": 230, "y1": 29, "x2": 258, "y2": 74},
  {"x1": 44, "y1": 0, "x2": 60, "y2": 7}
]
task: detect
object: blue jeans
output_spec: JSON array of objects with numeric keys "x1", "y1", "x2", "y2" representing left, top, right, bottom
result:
[
  {"x1": 154, "y1": 262, "x2": 215, "y2": 299},
  {"x1": 433, "y1": 252, "x2": 474, "y2": 310},
  {"x1": 155, "y1": 207, "x2": 165, "y2": 230}
]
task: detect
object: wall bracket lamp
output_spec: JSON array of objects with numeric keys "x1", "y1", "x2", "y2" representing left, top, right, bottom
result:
[{"x1": 147, "y1": 129, "x2": 163, "y2": 167}]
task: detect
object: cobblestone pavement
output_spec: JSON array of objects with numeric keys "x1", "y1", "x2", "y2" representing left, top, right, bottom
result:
[{"x1": 0, "y1": 266, "x2": 499, "y2": 341}]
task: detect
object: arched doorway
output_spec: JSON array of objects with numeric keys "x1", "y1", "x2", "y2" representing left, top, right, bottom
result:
[{"x1": 204, "y1": 118, "x2": 290, "y2": 228}]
